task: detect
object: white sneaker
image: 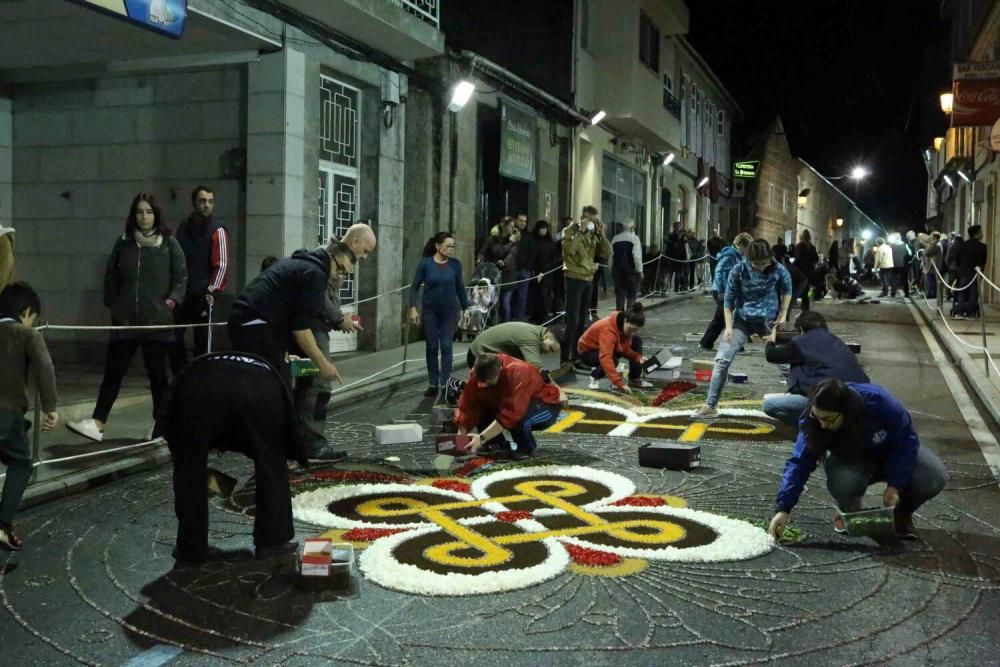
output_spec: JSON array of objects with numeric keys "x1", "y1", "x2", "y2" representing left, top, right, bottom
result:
[
  {"x1": 68, "y1": 419, "x2": 103, "y2": 442},
  {"x1": 588, "y1": 378, "x2": 601, "y2": 390},
  {"x1": 692, "y1": 405, "x2": 719, "y2": 419},
  {"x1": 630, "y1": 379, "x2": 654, "y2": 389}
]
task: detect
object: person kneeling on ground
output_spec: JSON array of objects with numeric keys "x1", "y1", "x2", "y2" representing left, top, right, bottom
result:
[
  {"x1": 825, "y1": 272, "x2": 864, "y2": 300},
  {"x1": 454, "y1": 353, "x2": 565, "y2": 458},
  {"x1": 447, "y1": 322, "x2": 561, "y2": 405},
  {"x1": 694, "y1": 240, "x2": 793, "y2": 419},
  {"x1": 577, "y1": 303, "x2": 651, "y2": 394},
  {"x1": 162, "y1": 352, "x2": 307, "y2": 564},
  {"x1": 762, "y1": 311, "x2": 869, "y2": 426},
  {"x1": 768, "y1": 379, "x2": 948, "y2": 540}
]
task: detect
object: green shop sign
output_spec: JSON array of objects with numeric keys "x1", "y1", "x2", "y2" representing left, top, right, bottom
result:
[
  {"x1": 499, "y1": 100, "x2": 537, "y2": 182},
  {"x1": 733, "y1": 161, "x2": 760, "y2": 179}
]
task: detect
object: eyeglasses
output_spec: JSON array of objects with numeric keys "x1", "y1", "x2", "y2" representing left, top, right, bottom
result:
[{"x1": 809, "y1": 409, "x2": 842, "y2": 426}]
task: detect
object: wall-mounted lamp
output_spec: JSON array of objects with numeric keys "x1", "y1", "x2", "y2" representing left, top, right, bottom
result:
[
  {"x1": 590, "y1": 110, "x2": 606, "y2": 125},
  {"x1": 662, "y1": 152, "x2": 675, "y2": 166},
  {"x1": 447, "y1": 80, "x2": 476, "y2": 112},
  {"x1": 958, "y1": 169, "x2": 972, "y2": 183},
  {"x1": 942, "y1": 174, "x2": 954, "y2": 188},
  {"x1": 836, "y1": 218, "x2": 844, "y2": 227},
  {"x1": 933, "y1": 136, "x2": 944, "y2": 151},
  {"x1": 940, "y1": 92, "x2": 954, "y2": 115},
  {"x1": 696, "y1": 176, "x2": 709, "y2": 188}
]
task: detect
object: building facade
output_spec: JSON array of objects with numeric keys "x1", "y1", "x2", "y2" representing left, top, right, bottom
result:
[
  {"x1": 741, "y1": 117, "x2": 798, "y2": 247},
  {"x1": 925, "y1": 0, "x2": 1000, "y2": 303}
]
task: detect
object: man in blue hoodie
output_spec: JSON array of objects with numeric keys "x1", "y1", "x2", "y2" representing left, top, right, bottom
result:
[
  {"x1": 762, "y1": 311, "x2": 869, "y2": 426},
  {"x1": 768, "y1": 379, "x2": 948, "y2": 539},
  {"x1": 693, "y1": 239, "x2": 792, "y2": 419},
  {"x1": 700, "y1": 232, "x2": 753, "y2": 351}
]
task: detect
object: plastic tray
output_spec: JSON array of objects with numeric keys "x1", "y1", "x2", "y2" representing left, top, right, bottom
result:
[{"x1": 838, "y1": 506, "x2": 894, "y2": 538}]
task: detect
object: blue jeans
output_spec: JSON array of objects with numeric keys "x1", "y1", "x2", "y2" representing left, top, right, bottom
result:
[
  {"x1": 473, "y1": 399, "x2": 560, "y2": 454},
  {"x1": 511, "y1": 269, "x2": 531, "y2": 320},
  {"x1": 762, "y1": 393, "x2": 809, "y2": 427},
  {"x1": 423, "y1": 304, "x2": 459, "y2": 387},
  {"x1": 705, "y1": 321, "x2": 769, "y2": 408},
  {"x1": 579, "y1": 335, "x2": 643, "y2": 383},
  {"x1": 924, "y1": 272, "x2": 937, "y2": 299}
]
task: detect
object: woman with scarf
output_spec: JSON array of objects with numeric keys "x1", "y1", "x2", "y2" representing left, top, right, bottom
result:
[
  {"x1": 768, "y1": 379, "x2": 948, "y2": 540},
  {"x1": 68, "y1": 193, "x2": 187, "y2": 442},
  {"x1": 531, "y1": 220, "x2": 561, "y2": 322}
]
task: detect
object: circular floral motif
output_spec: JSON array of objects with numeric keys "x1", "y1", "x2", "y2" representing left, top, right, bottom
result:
[{"x1": 292, "y1": 466, "x2": 773, "y2": 596}]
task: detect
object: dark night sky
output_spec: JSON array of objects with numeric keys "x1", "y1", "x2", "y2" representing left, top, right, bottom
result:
[{"x1": 687, "y1": 1, "x2": 951, "y2": 231}]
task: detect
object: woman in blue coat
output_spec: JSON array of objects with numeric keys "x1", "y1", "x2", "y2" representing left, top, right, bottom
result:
[
  {"x1": 769, "y1": 379, "x2": 948, "y2": 539},
  {"x1": 409, "y1": 232, "x2": 469, "y2": 397}
]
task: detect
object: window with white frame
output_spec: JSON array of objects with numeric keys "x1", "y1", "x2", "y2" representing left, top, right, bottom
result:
[
  {"x1": 319, "y1": 75, "x2": 361, "y2": 309},
  {"x1": 782, "y1": 188, "x2": 789, "y2": 214},
  {"x1": 768, "y1": 183, "x2": 776, "y2": 208}
]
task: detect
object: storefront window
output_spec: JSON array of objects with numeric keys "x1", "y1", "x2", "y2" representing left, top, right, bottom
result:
[{"x1": 601, "y1": 153, "x2": 647, "y2": 235}]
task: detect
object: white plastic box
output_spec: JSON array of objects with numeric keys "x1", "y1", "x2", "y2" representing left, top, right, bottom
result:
[{"x1": 374, "y1": 423, "x2": 424, "y2": 445}]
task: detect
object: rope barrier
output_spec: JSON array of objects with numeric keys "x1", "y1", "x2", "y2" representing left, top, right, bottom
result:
[
  {"x1": 34, "y1": 438, "x2": 164, "y2": 467},
  {"x1": 976, "y1": 268, "x2": 1000, "y2": 294}
]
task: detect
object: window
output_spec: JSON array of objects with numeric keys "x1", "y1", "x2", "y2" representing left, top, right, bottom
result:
[
  {"x1": 768, "y1": 183, "x2": 776, "y2": 208},
  {"x1": 580, "y1": 0, "x2": 591, "y2": 53},
  {"x1": 662, "y1": 74, "x2": 680, "y2": 116},
  {"x1": 782, "y1": 189, "x2": 789, "y2": 214},
  {"x1": 717, "y1": 109, "x2": 725, "y2": 135},
  {"x1": 639, "y1": 11, "x2": 660, "y2": 72},
  {"x1": 602, "y1": 153, "x2": 647, "y2": 233},
  {"x1": 319, "y1": 75, "x2": 361, "y2": 312}
]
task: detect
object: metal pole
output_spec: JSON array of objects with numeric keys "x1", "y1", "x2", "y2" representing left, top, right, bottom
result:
[
  {"x1": 981, "y1": 276, "x2": 989, "y2": 378},
  {"x1": 30, "y1": 330, "x2": 43, "y2": 483},
  {"x1": 206, "y1": 302, "x2": 214, "y2": 353},
  {"x1": 402, "y1": 301, "x2": 410, "y2": 375}
]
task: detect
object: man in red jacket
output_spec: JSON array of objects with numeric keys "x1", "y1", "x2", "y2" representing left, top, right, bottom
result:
[{"x1": 455, "y1": 353, "x2": 566, "y2": 458}]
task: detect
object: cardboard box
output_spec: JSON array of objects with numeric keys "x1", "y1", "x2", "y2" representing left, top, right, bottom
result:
[
  {"x1": 692, "y1": 359, "x2": 715, "y2": 371},
  {"x1": 436, "y1": 434, "x2": 473, "y2": 454},
  {"x1": 638, "y1": 442, "x2": 701, "y2": 470},
  {"x1": 846, "y1": 342, "x2": 861, "y2": 353},
  {"x1": 374, "y1": 423, "x2": 423, "y2": 445},
  {"x1": 647, "y1": 367, "x2": 681, "y2": 380},
  {"x1": 641, "y1": 347, "x2": 672, "y2": 372},
  {"x1": 300, "y1": 539, "x2": 353, "y2": 590}
]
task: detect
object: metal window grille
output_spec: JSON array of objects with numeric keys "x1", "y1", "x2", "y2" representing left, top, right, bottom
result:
[{"x1": 389, "y1": 0, "x2": 439, "y2": 28}]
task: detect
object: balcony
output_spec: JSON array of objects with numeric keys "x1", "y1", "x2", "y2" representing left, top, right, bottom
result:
[
  {"x1": 662, "y1": 89, "x2": 681, "y2": 118},
  {"x1": 276, "y1": 0, "x2": 444, "y2": 61}
]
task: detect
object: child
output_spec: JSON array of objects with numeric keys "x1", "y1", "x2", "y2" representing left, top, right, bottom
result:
[
  {"x1": 462, "y1": 278, "x2": 495, "y2": 337},
  {"x1": 0, "y1": 282, "x2": 59, "y2": 551}
]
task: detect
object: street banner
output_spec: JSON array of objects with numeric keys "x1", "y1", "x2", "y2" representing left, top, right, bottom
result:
[
  {"x1": 954, "y1": 62, "x2": 1000, "y2": 81},
  {"x1": 71, "y1": 0, "x2": 187, "y2": 39},
  {"x1": 499, "y1": 100, "x2": 537, "y2": 183},
  {"x1": 733, "y1": 161, "x2": 759, "y2": 179},
  {"x1": 952, "y1": 77, "x2": 1000, "y2": 127}
]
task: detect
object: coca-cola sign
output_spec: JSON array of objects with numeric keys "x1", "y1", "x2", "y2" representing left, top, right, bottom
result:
[{"x1": 952, "y1": 78, "x2": 1000, "y2": 127}]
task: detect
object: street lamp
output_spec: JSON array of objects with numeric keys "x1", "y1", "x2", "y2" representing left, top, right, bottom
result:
[
  {"x1": 447, "y1": 80, "x2": 475, "y2": 112},
  {"x1": 933, "y1": 136, "x2": 944, "y2": 151},
  {"x1": 861, "y1": 229, "x2": 872, "y2": 241},
  {"x1": 849, "y1": 166, "x2": 868, "y2": 180},
  {"x1": 590, "y1": 110, "x2": 606, "y2": 125},
  {"x1": 940, "y1": 92, "x2": 954, "y2": 114},
  {"x1": 662, "y1": 152, "x2": 675, "y2": 166},
  {"x1": 696, "y1": 176, "x2": 709, "y2": 188}
]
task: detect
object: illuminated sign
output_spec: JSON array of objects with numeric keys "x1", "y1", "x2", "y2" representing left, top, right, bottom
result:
[
  {"x1": 73, "y1": 0, "x2": 187, "y2": 39},
  {"x1": 733, "y1": 161, "x2": 759, "y2": 179}
]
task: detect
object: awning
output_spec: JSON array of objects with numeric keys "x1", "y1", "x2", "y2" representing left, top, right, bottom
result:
[{"x1": 0, "y1": 1, "x2": 280, "y2": 80}]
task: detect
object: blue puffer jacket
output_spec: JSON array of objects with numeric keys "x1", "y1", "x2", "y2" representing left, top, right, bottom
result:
[
  {"x1": 723, "y1": 260, "x2": 793, "y2": 324},
  {"x1": 774, "y1": 383, "x2": 921, "y2": 513},
  {"x1": 711, "y1": 245, "x2": 742, "y2": 295}
]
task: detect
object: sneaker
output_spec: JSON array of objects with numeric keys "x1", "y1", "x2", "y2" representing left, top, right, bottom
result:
[
  {"x1": 629, "y1": 379, "x2": 654, "y2": 389},
  {"x1": 574, "y1": 361, "x2": 592, "y2": 373},
  {"x1": 0, "y1": 523, "x2": 23, "y2": 551},
  {"x1": 894, "y1": 511, "x2": 917, "y2": 539},
  {"x1": 832, "y1": 514, "x2": 847, "y2": 534},
  {"x1": 588, "y1": 378, "x2": 601, "y2": 390},
  {"x1": 255, "y1": 541, "x2": 299, "y2": 561},
  {"x1": 423, "y1": 386, "x2": 439, "y2": 398},
  {"x1": 307, "y1": 445, "x2": 349, "y2": 463},
  {"x1": 692, "y1": 405, "x2": 719, "y2": 419},
  {"x1": 67, "y1": 418, "x2": 103, "y2": 442}
]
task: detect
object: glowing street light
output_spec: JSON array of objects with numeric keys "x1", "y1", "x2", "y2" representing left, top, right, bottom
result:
[
  {"x1": 933, "y1": 136, "x2": 944, "y2": 151},
  {"x1": 861, "y1": 229, "x2": 873, "y2": 241},
  {"x1": 849, "y1": 166, "x2": 869, "y2": 180},
  {"x1": 662, "y1": 152, "x2": 675, "y2": 167},
  {"x1": 590, "y1": 110, "x2": 606, "y2": 125},
  {"x1": 447, "y1": 80, "x2": 475, "y2": 112},
  {"x1": 940, "y1": 92, "x2": 954, "y2": 114},
  {"x1": 696, "y1": 176, "x2": 709, "y2": 188},
  {"x1": 942, "y1": 174, "x2": 954, "y2": 188},
  {"x1": 958, "y1": 169, "x2": 972, "y2": 183}
]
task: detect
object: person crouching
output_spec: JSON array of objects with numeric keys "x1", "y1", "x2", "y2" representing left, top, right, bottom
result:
[
  {"x1": 455, "y1": 353, "x2": 566, "y2": 458},
  {"x1": 578, "y1": 304, "x2": 652, "y2": 394}
]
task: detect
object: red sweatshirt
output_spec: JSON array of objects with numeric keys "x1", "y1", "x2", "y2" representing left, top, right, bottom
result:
[
  {"x1": 455, "y1": 354, "x2": 561, "y2": 431},
  {"x1": 207, "y1": 227, "x2": 230, "y2": 294},
  {"x1": 577, "y1": 312, "x2": 641, "y2": 388}
]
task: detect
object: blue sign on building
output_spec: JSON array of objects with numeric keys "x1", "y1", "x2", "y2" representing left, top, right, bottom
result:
[{"x1": 74, "y1": 0, "x2": 187, "y2": 39}]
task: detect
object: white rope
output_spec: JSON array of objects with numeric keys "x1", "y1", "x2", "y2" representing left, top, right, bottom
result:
[
  {"x1": 930, "y1": 262, "x2": 977, "y2": 292},
  {"x1": 976, "y1": 268, "x2": 1000, "y2": 294},
  {"x1": 329, "y1": 352, "x2": 463, "y2": 395},
  {"x1": 38, "y1": 322, "x2": 223, "y2": 332},
  {"x1": 34, "y1": 438, "x2": 164, "y2": 467},
  {"x1": 354, "y1": 283, "x2": 412, "y2": 306}
]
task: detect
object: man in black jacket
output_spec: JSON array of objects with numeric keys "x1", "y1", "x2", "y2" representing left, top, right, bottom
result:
[
  {"x1": 954, "y1": 225, "x2": 988, "y2": 318},
  {"x1": 761, "y1": 311, "x2": 869, "y2": 426},
  {"x1": 227, "y1": 241, "x2": 354, "y2": 387}
]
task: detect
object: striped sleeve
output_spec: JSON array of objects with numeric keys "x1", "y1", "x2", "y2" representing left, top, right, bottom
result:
[{"x1": 207, "y1": 227, "x2": 230, "y2": 293}]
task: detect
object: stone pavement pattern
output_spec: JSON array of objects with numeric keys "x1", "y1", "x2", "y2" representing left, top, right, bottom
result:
[{"x1": 1, "y1": 296, "x2": 999, "y2": 666}]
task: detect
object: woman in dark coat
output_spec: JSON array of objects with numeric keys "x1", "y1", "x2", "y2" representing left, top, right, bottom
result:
[
  {"x1": 530, "y1": 220, "x2": 561, "y2": 322},
  {"x1": 792, "y1": 229, "x2": 819, "y2": 310},
  {"x1": 67, "y1": 193, "x2": 187, "y2": 442}
]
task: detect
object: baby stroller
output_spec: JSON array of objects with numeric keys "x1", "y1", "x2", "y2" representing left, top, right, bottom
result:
[{"x1": 459, "y1": 262, "x2": 501, "y2": 341}]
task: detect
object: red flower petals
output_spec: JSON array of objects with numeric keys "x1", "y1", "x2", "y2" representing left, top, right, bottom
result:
[
  {"x1": 650, "y1": 381, "x2": 698, "y2": 407},
  {"x1": 496, "y1": 510, "x2": 533, "y2": 522},
  {"x1": 612, "y1": 496, "x2": 667, "y2": 507},
  {"x1": 564, "y1": 543, "x2": 622, "y2": 567},
  {"x1": 341, "y1": 527, "x2": 404, "y2": 541},
  {"x1": 455, "y1": 457, "x2": 493, "y2": 477},
  {"x1": 431, "y1": 480, "x2": 472, "y2": 494}
]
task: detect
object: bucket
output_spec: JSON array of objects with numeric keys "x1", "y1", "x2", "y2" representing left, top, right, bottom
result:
[{"x1": 694, "y1": 369, "x2": 713, "y2": 381}]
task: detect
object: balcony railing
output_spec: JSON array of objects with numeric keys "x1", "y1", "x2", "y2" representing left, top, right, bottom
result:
[
  {"x1": 663, "y1": 89, "x2": 681, "y2": 118},
  {"x1": 390, "y1": 0, "x2": 439, "y2": 28}
]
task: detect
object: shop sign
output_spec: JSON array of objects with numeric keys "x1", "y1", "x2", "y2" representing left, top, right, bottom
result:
[
  {"x1": 952, "y1": 62, "x2": 1000, "y2": 127},
  {"x1": 499, "y1": 100, "x2": 537, "y2": 183},
  {"x1": 72, "y1": 0, "x2": 187, "y2": 39},
  {"x1": 733, "y1": 161, "x2": 759, "y2": 179}
]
